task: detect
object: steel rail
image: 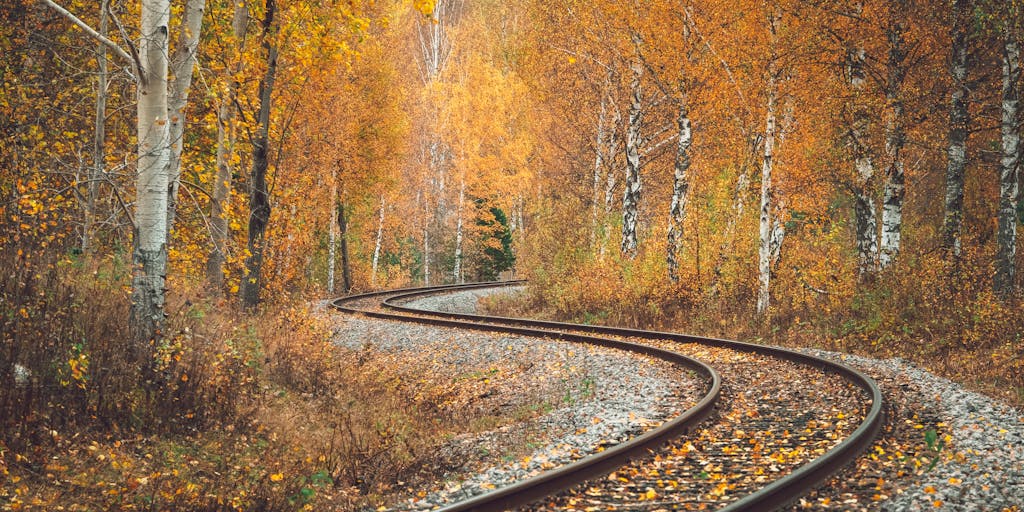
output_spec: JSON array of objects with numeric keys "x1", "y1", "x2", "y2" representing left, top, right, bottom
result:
[
  {"x1": 381, "y1": 282, "x2": 885, "y2": 512},
  {"x1": 331, "y1": 282, "x2": 722, "y2": 512}
]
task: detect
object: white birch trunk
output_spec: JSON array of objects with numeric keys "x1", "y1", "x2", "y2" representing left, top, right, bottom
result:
[
  {"x1": 757, "y1": 10, "x2": 780, "y2": 318},
  {"x1": 943, "y1": 0, "x2": 970, "y2": 257},
  {"x1": 621, "y1": 34, "x2": 643, "y2": 257},
  {"x1": 667, "y1": 90, "x2": 692, "y2": 282},
  {"x1": 165, "y1": 0, "x2": 206, "y2": 238},
  {"x1": 453, "y1": 179, "x2": 465, "y2": 283},
  {"x1": 327, "y1": 167, "x2": 338, "y2": 294},
  {"x1": 591, "y1": 84, "x2": 609, "y2": 249},
  {"x1": 846, "y1": 43, "x2": 878, "y2": 278},
  {"x1": 371, "y1": 195, "x2": 385, "y2": 287},
  {"x1": 131, "y1": 0, "x2": 172, "y2": 345},
  {"x1": 996, "y1": 28, "x2": 1020, "y2": 296},
  {"x1": 880, "y1": 6, "x2": 907, "y2": 269}
]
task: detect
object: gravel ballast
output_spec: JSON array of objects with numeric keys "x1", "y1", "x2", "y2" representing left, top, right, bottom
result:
[{"x1": 797, "y1": 349, "x2": 1024, "y2": 512}]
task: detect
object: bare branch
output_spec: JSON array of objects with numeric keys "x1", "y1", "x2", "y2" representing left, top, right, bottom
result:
[{"x1": 41, "y1": 0, "x2": 135, "y2": 70}]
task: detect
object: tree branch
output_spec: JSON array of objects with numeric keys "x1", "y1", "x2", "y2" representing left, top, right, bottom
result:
[{"x1": 41, "y1": 0, "x2": 136, "y2": 70}]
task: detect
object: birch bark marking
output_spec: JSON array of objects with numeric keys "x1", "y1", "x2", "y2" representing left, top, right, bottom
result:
[
  {"x1": 757, "y1": 7, "x2": 780, "y2": 318},
  {"x1": 591, "y1": 78, "x2": 610, "y2": 249},
  {"x1": 846, "y1": 36, "x2": 878, "y2": 279},
  {"x1": 84, "y1": 0, "x2": 109, "y2": 254},
  {"x1": 371, "y1": 195, "x2": 385, "y2": 287},
  {"x1": 207, "y1": 1, "x2": 249, "y2": 287},
  {"x1": 327, "y1": 167, "x2": 338, "y2": 294},
  {"x1": 240, "y1": 0, "x2": 278, "y2": 308},
  {"x1": 338, "y1": 202, "x2": 352, "y2": 293},
  {"x1": 667, "y1": 87, "x2": 692, "y2": 282},
  {"x1": 880, "y1": 2, "x2": 907, "y2": 269},
  {"x1": 165, "y1": 0, "x2": 206, "y2": 238},
  {"x1": 621, "y1": 32, "x2": 643, "y2": 258},
  {"x1": 453, "y1": 178, "x2": 465, "y2": 283},
  {"x1": 996, "y1": 26, "x2": 1020, "y2": 296},
  {"x1": 131, "y1": 0, "x2": 173, "y2": 346},
  {"x1": 943, "y1": 0, "x2": 971, "y2": 258}
]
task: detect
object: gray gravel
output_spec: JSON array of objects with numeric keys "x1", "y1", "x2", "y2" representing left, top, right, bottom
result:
[
  {"x1": 330, "y1": 289, "x2": 696, "y2": 511},
  {"x1": 800, "y1": 349, "x2": 1024, "y2": 511}
]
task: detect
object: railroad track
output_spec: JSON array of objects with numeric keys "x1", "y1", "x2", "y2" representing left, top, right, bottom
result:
[{"x1": 331, "y1": 281, "x2": 884, "y2": 511}]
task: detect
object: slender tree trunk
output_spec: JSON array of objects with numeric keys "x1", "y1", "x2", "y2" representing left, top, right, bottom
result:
[
  {"x1": 846, "y1": 41, "x2": 878, "y2": 279},
  {"x1": 338, "y1": 202, "x2": 352, "y2": 293},
  {"x1": 84, "y1": 0, "x2": 109, "y2": 255},
  {"x1": 621, "y1": 33, "x2": 643, "y2": 257},
  {"x1": 757, "y1": 8, "x2": 780, "y2": 318},
  {"x1": 165, "y1": 0, "x2": 206, "y2": 238},
  {"x1": 423, "y1": 222, "x2": 430, "y2": 285},
  {"x1": 591, "y1": 82, "x2": 609, "y2": 250},
  {"x1": 667, "y1": 87, "x2": 692, "y2": 282},
  {"x1": 453, "y1": 178, "x2": 465, "y2": 283},
  {"x1": 205, "y1": 1, "x2": 247, "y2": 287},
  {"x1": 371, "y1": 195, "x2": 385, "y2": 287},
  {"x1": 327, "y1": 167, "x2": 338, "y2": 294},
  {"x1": 996, "y1": 27, "x2": 1020, "y2": 296},
  {"x1": 880, "y1": 4, "x2": 907, "y2": 269},
  {"x1": 240, "y1": 0, "x2": 277, "y2": 309},
  {"x1": 131, "y1": 0, "x2": 172, "y2": 348},
  {"x1": 943, "y1": 0, "x2": 971, "y2": 258}
]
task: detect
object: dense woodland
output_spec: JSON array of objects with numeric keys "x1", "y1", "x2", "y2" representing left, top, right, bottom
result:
[{"x1": 1, "y1": 0, "x2": 1022, "y2": 509}]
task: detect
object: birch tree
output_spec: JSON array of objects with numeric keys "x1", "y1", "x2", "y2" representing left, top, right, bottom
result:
[
  {"x1": 42, "y1": 0, "x2": 202, "y2": 347},
  {"x1": 165, "y1": 0, "x2": 206, "y2": 238},
  {"x1": 757, "y1": 5, "x2": 782, "y2": 317},
  {"x1": 996, "y1": 16, "x2": 1021, "y2": 296},
  {"x1": 621, "y1": 31, "x2": 644, "y2": 257},
  {"x1": 879, "y1": 0, "x2": 907, "y2": 269},
  {"x1": 943, "y1": 0, "x2": 972, "y2": 258},
  {"x1": 666, "y1": 81, "x2": 692, "y2": 282},
  {"x1": 206, "y1": 1, "x2": 249, "y2": 287},
  {"x1": 843, "y1": 14, "x2": 879, "y2": 279}
]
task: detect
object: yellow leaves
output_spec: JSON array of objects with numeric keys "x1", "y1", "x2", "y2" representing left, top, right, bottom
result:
[
  {"x1": 413, "y1": 0, "x2": 437, "y2": 18},
  {"x1": 269, "y1": 472, "x2": 283, "y2": 482}
]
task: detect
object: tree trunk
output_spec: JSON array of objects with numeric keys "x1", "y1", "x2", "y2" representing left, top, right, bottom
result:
[
  {"x1": 84, "y1": 0, "x2": 108, "y2": 255},
  {"x1": 943, "y1": 0, "x2": 971, "y2": 258},
  {"x1": 591, "y1": 80, "x2": 609, "y2": 250},
  {"x1": 338, "y1": 202, "x2": 352, "y2": 293},
  {"x1": 423, "y1": 221, "x2": 430, "y2": 285},
  {"x1": 996, "y1": 27, "x2": 1020, "y2": 296},
  {"x1": 757, "y1": 8, "x2": 780, "y2": 318},
  {"x1": 880, "y1": 3, "x2": 907, "y2": 269},
  {"x1": 621, "y1": 33, "x2": 643, "y2": 258},
  {"x1": 205, "y1": 0, "x2": 247, "y2": 287},
  {"x1": 240, "y1": 0, "x2": 277, "y2": 309},
  {"x1": 130, "y1": 0, "x2": 172, "y2": 348},
  {"x1": 846, "y1": 42, "x2": 878, "y2": 279},
  {"x1": 165, "y1": 0, "x2": 206, "y2": 239},
  {"x1": 667, "y1": 87, "x2": 692, "y2": 282},
  {"x1": 371, "y1": 195, "x2": 385, "y2": 287},
  {"x1": 453, "y1": 178, "x2": 465, "y2": 283},
  {"x1": 327, "y1": 167, "x2": 338, "y2": 294}
]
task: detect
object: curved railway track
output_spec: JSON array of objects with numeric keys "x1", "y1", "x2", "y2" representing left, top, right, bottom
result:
[{"x1": 330, "y1": 281, "x2": 884, "y2": 511}]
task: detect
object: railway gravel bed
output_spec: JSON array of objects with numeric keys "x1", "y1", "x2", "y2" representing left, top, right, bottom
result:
[
  {"x1": 782, "y1": 350, "x2": 1024, "y2": 512},
  {"x1": 520, "y1": 340, "x2": 867, "y2": 511},
  {"x1": 328, "y1": 308, "x2": 702, "y2": 511},
  {"x1": 462, "y1": 287, "x2": 1023, "y2": 511}
]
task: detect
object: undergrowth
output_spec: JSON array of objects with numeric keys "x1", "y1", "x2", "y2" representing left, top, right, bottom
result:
[{"x1": 0, "y1": 243, "x2": 509, "y2": 511}]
